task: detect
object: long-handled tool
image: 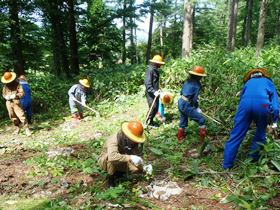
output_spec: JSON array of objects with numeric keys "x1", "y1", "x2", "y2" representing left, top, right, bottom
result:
[
  {"x1": 201, "y1": 112, "x2": 222, "y2": 125},
  {"x1": 144, "y1": 94, "x2": 159, "y2": 127},
  {"x1": 73, "y1": 97, "x2": 100, "y2": 117}
]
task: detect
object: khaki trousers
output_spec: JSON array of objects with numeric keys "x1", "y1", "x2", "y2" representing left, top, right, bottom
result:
[{"x1": 6, "y1": 100, "x2": 26, "y2": 126}]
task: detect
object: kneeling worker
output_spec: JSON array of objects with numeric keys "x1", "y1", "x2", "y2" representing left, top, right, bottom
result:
[{"x1": 98, "y1": 121, "x2": 146, "y2": 187}]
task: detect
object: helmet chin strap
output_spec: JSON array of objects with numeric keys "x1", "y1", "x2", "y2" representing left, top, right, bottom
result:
[{"x1": 250, "y1": 72, "x2": 263, "y2": 78}]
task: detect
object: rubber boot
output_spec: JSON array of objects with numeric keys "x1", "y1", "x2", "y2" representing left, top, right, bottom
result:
[
  {"x1": 177, "y1": 128, "x2": 185, "y2": 143},
  {"x1": 25, "y1": 127, "x2": 31, "y2": 136},
  {"x1": 107, "y1": 175, "x2": 116, "y2": 188},
  {"x1": 72, "y1": 113, "x2": 80, "y2": 121},
  {"x1": 13, "y1": 126, "x2": 20, "y2": 135},
  {"x1": 199, "y1": 126, "x2": 206, "y2": 142}
]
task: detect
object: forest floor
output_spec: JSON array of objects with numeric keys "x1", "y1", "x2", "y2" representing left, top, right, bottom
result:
[{"x1": 0, "y1": 92, "x2": 279, "y2": 209}]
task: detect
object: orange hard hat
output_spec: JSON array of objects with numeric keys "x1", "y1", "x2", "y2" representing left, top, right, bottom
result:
[
  {"x1": 122, "y1": 121, "x2": 146, "y2": 143},
  {"x1": 150, "y1": 55, "x2": 165, "y2": 65},
  {"x1": 189, "y1": 66, "x2": 206, "y2": 77},
  {"x1": 243, "y1": 68, "x2": 270, "y2": 83},
  {"x1": 1, "y1": 72, "x2": 17, "y2": 84},
  {"x1": 161, "y1": 92, "x2": 174, "y2": 105}
]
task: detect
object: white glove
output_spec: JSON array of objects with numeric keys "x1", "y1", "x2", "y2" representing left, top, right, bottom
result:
[
  {"x1": 196, "y1": 108, "x2": 202, "y2": 114},
  {"x1": 271, "y1": 123, "x2": 277, "y2": 129},
  {"x1": 4, "y1": 95, "x2": 10, "y2": 100},
  {"x1": 154, "y1": 90, "x2": 160, "y2": 97},
  {"x1": 9, "y1": 94, "x2": 16, "y2": 100},
  {"x1": 143, "y1": 164, "x2": 153, "y2": 175},
  {"x1": 130, "y1": 155, "x2": 143, "y2": 166}
]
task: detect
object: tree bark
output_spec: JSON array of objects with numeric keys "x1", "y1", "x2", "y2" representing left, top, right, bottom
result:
[
  {"x1": 146, "y1": 1, "x2": 154, "y2": 64},
  {"x1": 160, "y1": 24, "x2": 163, "y2": 56},
  {"x1": 276, "y1": 9, "x2": 280, "y2": 44},
  {"x1": 68, "y1": 0, "x2": 79, "y2": 75},
  {"x1": 182, "y1": 0, "x2": 193, "y2": 58},
  {"x1": 256, "y1": 0, "x2": 268, "y2": 57},
  {"x1": 242, "y1": 0, "x2": 253, "y2": 46},
  {"x1": 49, "y1": 1, "x2": 70, "y2": 76},
  {"x1": 227, "y1": 0, "x2": 238, "y2": 51},
  {"x1": 8, "y1": 0, "x2": 24, "y2": 75},
  {"x1": 128, "y1": 0, "x2": 136, "y2": 63},
  {"x1": 122, "y1": 0, "x2": 127, "y2": 64}
]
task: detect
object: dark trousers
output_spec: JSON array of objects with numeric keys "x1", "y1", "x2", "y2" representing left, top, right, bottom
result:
[{"x1": 145, "y1": 93, "x2": 159, "y2": 125}]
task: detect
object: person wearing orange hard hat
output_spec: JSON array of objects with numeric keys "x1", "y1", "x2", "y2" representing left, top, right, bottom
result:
[
  {"x1": 98, "y1": 121, "x2": 146, "y2": 187},
  {"x1": 177, "y1": 66, "x2": 206, "y2": 143},
  {"x1": 223, "y1": 68, "x2": 279, "y2": 169},
  {"x1": 1, "y1": 71, "x2": 31, "y2": 136},
  {"x1": 156, "y1": 92, "x2": 173, "y2": 123},
  {"x1": 144, "y1": 55, "x2": 165, "y2": 127},
  {"x1": 68, "y1": 79, "x2": 90, "y2": 120}
]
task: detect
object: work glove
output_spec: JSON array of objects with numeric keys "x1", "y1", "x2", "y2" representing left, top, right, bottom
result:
[
  {"x1": 143, "y1": 164, "x2": 153, "y2": 175},
  {"x1": 4, "y1": 95, "x2": 10, "y2": 100},
  {"x1": 154, "y1": 90, "x2": 160, "y2": 97},
  {"x1": 196, "y1": 108, "x2": 202, "y2": 114},
  {"x1": 130, "y1": 155, "x2": 143, "y2": 166},
  {"x1": 9, "y1": 94, "x2": 16, "y2": 100},
  {"x1": 271, "y1": 123, "x2": 278, "y2": 129}
]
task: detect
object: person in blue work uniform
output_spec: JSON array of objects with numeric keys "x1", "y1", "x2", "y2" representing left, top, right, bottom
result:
[
  {"x1": 68, "y1": 79, "x2": 90, "y2": 120},
  {"x1": 177, "y1": 66, "x2": 207, "y2": 143},
  {"x1": 18, "y1": 75, "x2": 32, "y2": 124},
  {"x1": 156, "y1": 92, "x2": 173, "y2": 123},
  {"x1": 223, "y1": 68, "x2": 279, "y2": 169},
  {"x1": 144, "y1": 55, "x2": 165, "y2": 127}
]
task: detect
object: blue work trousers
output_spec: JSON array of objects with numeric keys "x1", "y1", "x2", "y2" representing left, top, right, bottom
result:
[
  {"x1": 223, "y1": 98, "x2": 270, "y2": 169},
  {"x1": 178, "y1": 98, "x2": 205, "y2": 129},
  {"x1": 20, "y1": 99, "x2": 32, "y2": 122},
  {"x1": 69, "y1": 98, "x2": 83, "y2": 114}
]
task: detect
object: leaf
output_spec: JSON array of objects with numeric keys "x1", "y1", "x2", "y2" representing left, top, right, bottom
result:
[
  {"x1": 271, "y1": 160, "x2": 280, "y2": 171},
  {"x1": 149, "y1": 147, "x2": 163, "y2": 156}
]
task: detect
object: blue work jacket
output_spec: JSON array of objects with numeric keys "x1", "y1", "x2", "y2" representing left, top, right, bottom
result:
[{"x1": 180, "y1": 79, "x2": 201, "y2": 108}]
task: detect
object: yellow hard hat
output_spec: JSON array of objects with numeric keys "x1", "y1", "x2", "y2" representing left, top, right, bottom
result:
[
  {"x1": 121, "y1": 121, "x2": 146, "y2": 143},
  {"x1": 150, "y1": 55, "x2": 165, "y2": 65},
  {"x1": 243, "y1": 68, "x2": 270, "y2": 83},
  {"x1": 79, "y1": 79, "x2": 90, "y2": 88},
  {"x1": 1, "y1": 72, "x2": 17, "y2": 84},
  {"x1": 188, "y1": 66, "x2": 206, "y2": 77},
  {"x1": 161, "y1": 92, "x2": 174, "y2": 105}
]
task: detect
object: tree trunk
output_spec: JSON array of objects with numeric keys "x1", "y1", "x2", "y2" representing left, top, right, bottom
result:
[
  {"x1": 160, "y1": 24, "x2": 163, "y2": 56},
  {"x1": 242, "y1": 0, "x2": 253, "y2": 46},
  {"x1": 256, "y1": 0, "x2": 268, "y2": 57},
  {"x1": 146, "y1": 1, "x2": 154, "y2": 64},
  {"x1": 182, "y1": 0, "x2": 193, "y2": 58},
  {"x1": 8, "y1": 0, "x2": 24, "y2": 75},
  {"x1": 227, "y1": 0, "x2": 238, "y2": 51},
  {"x1": 49, "y1": 1, "x2": 70, "y2": 76},
  {"x1": 68, "y1": 0, "x2": 79, "y2": 75},
  {"x1": 122, "y1": 0, "x2": 127, "y2": 64},
  {"x1": 276, "y1": 9, "x2": 280, "y2": 44},
  {"x1": 129, "y1": 0, "x2": 136, "y2": 64}
]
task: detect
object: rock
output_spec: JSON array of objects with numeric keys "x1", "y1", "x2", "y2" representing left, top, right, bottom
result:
[{"x1": 144, "y1": 180, "x2": 183, "y2": 201}]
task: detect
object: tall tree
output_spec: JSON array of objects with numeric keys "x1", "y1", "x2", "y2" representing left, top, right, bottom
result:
[
  {"x1": 227, "y1": 0, "x2": 238, "y2": 51},
  {"x1": 276, "y1": 8, "x2": 280, "y2": 44},
  {"x1": 67, "y1": 0, "x2": 79, "y2": 75},
  {"x1": 242, "y1": 0, "x2": 253, "y2": 46},
  {"x1": 8, "y1": 0, "x2": 24, "y2": 75},
  {"x1": 182, "y1": 0, "x2": 194, "y2": 58},
  {"x1": 146, "y1": 0, "x2": 154, "y2": 64},
  {"x1": 122, "y1": 0, "x2": 127, "y2": 63},
  {"x1": 128, "y1": 0, "x2": 136, "y2": 63},
  {"x1": 256, "y1": 0, "x2": 268, "y2": 57},
  {"x1": 44, "y1": 0, "x2": 70, "y2": 76}
]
